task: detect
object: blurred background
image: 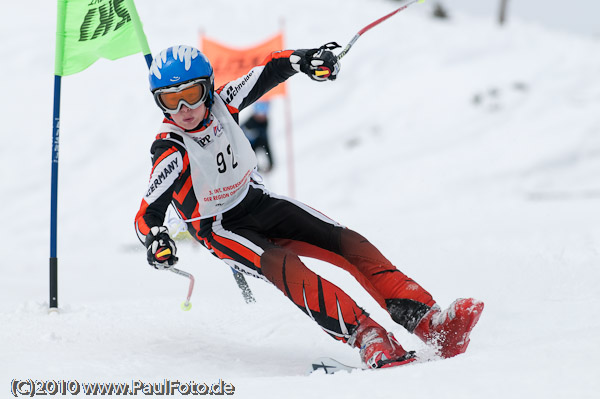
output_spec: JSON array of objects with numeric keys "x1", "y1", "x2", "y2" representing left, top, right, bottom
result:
[{"x1": 431, "y1": 0, "x2": 599, "y2": 37}]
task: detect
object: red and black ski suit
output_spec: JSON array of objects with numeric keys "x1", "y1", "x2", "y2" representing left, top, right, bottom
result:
[{"x1": 135, "y1": 50, "x2": 436, "y2": 343}]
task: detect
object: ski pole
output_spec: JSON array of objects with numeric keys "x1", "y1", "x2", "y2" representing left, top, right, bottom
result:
[
  {"x1": 231, "y1": 268, "x2": 256, "y2": 304},
  {"x1": 337, "y1": 0, "x2": 426, "y2": 60},
  {"x1": 168, "y1": 212, "x2": 256, "y2": 305},
  {"x1": 169, "y1": 267, "x2": 195, "y2": 311},
  {"x1": 159, "y1": 245, "x2": 254, "y2": 304}
]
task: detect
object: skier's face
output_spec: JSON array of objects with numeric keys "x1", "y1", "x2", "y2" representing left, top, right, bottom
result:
[{"x1": 171, "y1": 103, "x2": 207, "y2": 130}]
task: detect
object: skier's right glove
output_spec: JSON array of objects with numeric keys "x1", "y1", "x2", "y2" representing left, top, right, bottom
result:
[
  {"x1": 290, "y1": 42, "x2": 341, "y2": 82},
  {"x1": 145, "y1": 226, "x2": 178, "y2": 269}
]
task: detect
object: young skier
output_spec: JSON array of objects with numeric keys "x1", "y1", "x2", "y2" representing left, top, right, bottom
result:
[{"x1": 134, "y1": 44, "x2": 484, "y2": 369}]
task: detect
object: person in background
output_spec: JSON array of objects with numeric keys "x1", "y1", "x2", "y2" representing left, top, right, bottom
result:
[{"x1": 241, "y1": 101, "x2": 274, "y2": 172}]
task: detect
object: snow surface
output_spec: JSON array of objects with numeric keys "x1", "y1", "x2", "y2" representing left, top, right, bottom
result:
[{"x1": 2, "y1": 0, "x2": 600, "y2": 398}]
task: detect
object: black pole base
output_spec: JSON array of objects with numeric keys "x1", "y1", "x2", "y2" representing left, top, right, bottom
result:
[{"x1": 50, "y1": 257, "x2": 58, "y2": 310}]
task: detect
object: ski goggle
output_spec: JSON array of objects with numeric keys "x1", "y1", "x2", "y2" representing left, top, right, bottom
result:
[{"x1": 153, "y1": 78, "x2": 211, "y2": 114}]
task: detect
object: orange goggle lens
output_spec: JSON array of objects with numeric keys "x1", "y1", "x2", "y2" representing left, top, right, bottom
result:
[{"x1": 158, "y1": 84, "x2": 205, "y2": 110}]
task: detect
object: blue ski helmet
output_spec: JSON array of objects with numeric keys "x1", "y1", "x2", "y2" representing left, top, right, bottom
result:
[{"x1": 149, "y1": 45, "x2": 215, "y2": 114}]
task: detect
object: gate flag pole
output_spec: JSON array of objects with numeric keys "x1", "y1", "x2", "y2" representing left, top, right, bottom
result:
[{"x1": 50, "y1": 0, "x2": 150, "y2": 311}]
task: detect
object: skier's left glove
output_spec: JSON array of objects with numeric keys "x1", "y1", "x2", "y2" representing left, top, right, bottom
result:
[
  {"x1": 290, "y1": 42, "x2": 341, "y2": 82},
  {"x1": 145, "y1": 226, "x2": 178, "y2": 269}
]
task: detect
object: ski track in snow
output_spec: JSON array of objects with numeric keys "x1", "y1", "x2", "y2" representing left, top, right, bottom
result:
[{"x1": 2, "y1": 0, "x2": 600, "y2": 398}]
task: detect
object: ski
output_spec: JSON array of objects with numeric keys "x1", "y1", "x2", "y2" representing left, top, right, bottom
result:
[
  {"x1": 309, "y1": 352, "x2": 435, "y2": 375},
  {"x1": 308, "y1": 357, "x2": 366, "y2": 374}
]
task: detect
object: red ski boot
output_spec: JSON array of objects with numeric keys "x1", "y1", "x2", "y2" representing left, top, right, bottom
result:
[
  {"x1": 351, "y1": 317, "x2": 416, "y2": 369},
  {"x1": 414, "y1": 298, "x2": 484, "y2": 358}
]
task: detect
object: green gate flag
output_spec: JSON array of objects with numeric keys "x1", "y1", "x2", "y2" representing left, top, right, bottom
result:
[{"x1": 55, "y1": 0, "x2": 150, "y2": 76}]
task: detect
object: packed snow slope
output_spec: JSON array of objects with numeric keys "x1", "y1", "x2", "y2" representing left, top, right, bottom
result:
[{"x1": 2, "y1": 0, "x2": 600, "y2": 398}]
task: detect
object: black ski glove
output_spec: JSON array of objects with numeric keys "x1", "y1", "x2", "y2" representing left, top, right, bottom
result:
[
  {"x1": 290, "y1": 42, "x2": 341, "y2": 82},
  {"x1": 145, "y1": 226, "x2": 178, "y2": 269}
]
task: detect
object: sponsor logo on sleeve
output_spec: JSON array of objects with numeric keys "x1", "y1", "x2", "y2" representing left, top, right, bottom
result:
[
  {"x1": 146, "y1": 154, "x2": 181, "y2": 198},
  {"x1": 224, "y1": 70, "x2": 255, "y2": 104}
]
